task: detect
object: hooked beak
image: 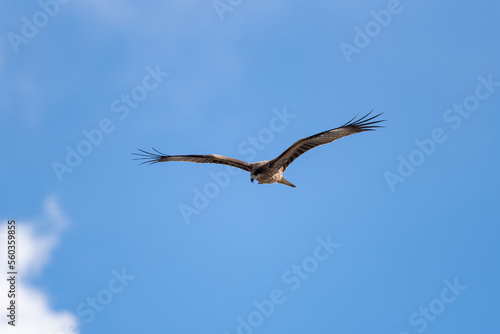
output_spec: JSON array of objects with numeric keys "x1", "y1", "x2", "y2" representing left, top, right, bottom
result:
[{"x1": 251, "y1": 177, "x2": 254, "y2": 183}]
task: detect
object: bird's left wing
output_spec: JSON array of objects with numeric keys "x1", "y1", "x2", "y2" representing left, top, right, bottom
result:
[
  {"x1": 133, "y1": 148, "x2": 253, "y2": 172},
  {"x1": 269, "y1": 111, "x2": 384, "y2": 172}
]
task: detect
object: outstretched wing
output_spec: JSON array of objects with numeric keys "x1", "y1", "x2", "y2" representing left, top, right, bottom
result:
[
  {"x1": 133, "y1": 148, "x2": 253, "y2": 172},
  {"x1": 269, "y1": 111, "x2": 385, "y2": 171}
]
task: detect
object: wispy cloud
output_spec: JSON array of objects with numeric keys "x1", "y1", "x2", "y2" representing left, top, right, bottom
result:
[
  {"x1": 0, "y1": 195, "x2": 79, "y2": 333},
  {"x1": 0, "y1": 38, "x2": 4, "y2": 74},
  {"x1": 75, "y1": 0, "x2": 205, "y2": 31}
]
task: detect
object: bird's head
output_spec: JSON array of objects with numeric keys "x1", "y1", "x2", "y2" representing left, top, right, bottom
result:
[
  {"x1": 250, "y1": 166, "x2": 266, "y2": 184},
  {"x1": 250, "y1": 172, "x2": 257, "y2": 183}
]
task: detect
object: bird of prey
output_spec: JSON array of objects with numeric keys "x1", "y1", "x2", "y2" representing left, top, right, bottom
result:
[{"x1": 134, "y1": 111, "x2": 384, "y2": 187}]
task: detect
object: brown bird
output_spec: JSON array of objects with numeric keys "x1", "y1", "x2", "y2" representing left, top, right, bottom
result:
[{"x1": 134, "y1": 111, "x2": 384, "y2": 187}]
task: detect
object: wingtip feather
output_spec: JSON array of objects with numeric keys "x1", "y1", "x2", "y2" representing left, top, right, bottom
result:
[{"x1": 132, "y1": 148, "x2": 168, "y2": 165}]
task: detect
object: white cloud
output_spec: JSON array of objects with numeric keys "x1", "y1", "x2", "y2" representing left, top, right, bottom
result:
[{"x1": 0, "y1": 195, "x2": 79, "y2": 334}]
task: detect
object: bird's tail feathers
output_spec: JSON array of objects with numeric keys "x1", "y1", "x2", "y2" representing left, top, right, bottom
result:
[{"x1": 279, "y1": 177, "x2": 296, "y2": 188}]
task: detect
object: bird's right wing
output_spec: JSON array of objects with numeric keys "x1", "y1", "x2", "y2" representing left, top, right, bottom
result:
[
  {"x1": 133, "y1": 148, "x2": 253, "y2": 172},
  {"x1": 269, "y1": 111, "x2": 384, "y2": 171}
]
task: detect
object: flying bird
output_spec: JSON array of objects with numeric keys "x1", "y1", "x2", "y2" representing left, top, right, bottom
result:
[{"x1": 134, "y1": 111, "x2": 384, "y2": 187}]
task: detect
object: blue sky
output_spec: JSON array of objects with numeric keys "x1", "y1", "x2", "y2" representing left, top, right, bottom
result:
[{"x1": 1, "y1": 0, "x2": 499, "y2": 333}]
